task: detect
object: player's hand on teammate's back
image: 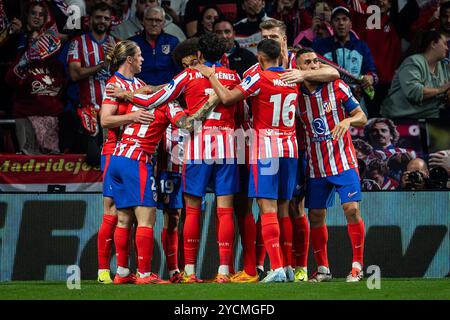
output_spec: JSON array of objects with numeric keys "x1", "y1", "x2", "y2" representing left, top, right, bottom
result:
[
  {"x1": 280, "y1": 69, "x2": 305, "y2": 84},
  {"x1": 331, "y1": 119, "x2": 351, "y2": 140},
  {"x1": 130, "y1": 109, "x2": 155, "y2": 124}
]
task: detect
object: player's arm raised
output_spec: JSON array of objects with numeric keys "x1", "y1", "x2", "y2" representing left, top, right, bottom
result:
[
  {"x1": 194, "y1": 64, "x2": 244, "y2": 106},
  {"x1": 331, "y1": 107, "x2": 367, "y2": 140},
  {"x1": 100, "y1": 103, "x2": 155, "y2": 128},
  {"x1": 280, "y1": 64, "x2": 340, "y2": 84}
]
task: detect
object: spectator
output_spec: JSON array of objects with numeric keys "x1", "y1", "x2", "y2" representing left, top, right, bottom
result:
[
  {"x1": 213, "y1": 18, "x2": 257, "y2": 78},
  {"x1": 159, "y1": 0, "x2": 187, "y2": 27},
  {"x1": 363, "y1": 158, "x2": 399, "y2": 190},
  {"x1": 191, "y1": 5, "x2": 222, "y2": 38},
  {"x1": 111, "y1": 0, "x2": 186, "y2": 43},
  {"x1": 328, "y1": 0, "x2": 403, "y2": 118},
  {"x1": 353, "y1": 138, "x2": 375, "y2": 164},
  {"x1": 129, "y1": 6, "x2": 180, "y2": 85},
  {"x1": 312, "y1": 6, "x2": 378, "y2": 115},
  {"x1": 400, "y1": 157, "x2": 431, "y2": 190},
  {"x1": 67, "y1": 2, "x2": 116, "y2": 161},
  {"x1": 5, "y1": 1, "x2": 65, "y2": 154},
  {"x1": 380, "y1": 30, "x2": 450, "y2": 119},
  {"x1": 183, "y1": 0, "x2": 239, "y2": 38},
  {"x1": 363, "y1": 118, "x2": 417, "y2": 160},
  {"x1": 270, "y1": 0, "x2": 312, "y2": 46},
  {"x1": 429, "y1": 149, "x2": 450, "y2": 176},
  {"x1": 410, "y1": 0, "x2": 450, "y2": 45},
  {"x1": 293, "y1": 1, "x2": 333, "y2": 48},
  {"x1": 234, "y1": 0, "x2": 270, "y2": 55}
]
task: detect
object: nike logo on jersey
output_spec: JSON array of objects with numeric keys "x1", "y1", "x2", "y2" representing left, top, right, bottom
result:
[
  {"x1": 355, "y1": 244, "x2": 363, "y2": 249},
  {"x1": 348, "y1": 191, "x2": 358, "y2": 198}
]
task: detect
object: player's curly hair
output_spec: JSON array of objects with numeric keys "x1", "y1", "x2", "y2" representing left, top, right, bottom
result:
[
  {"x1": 198, "y1": 32, "x2": 226, "y2": 63},
  {"x1": 172, "y1": 37, "x2": 199, "y2": 67},
  {"x1": 364, "y1": 118, "x2": 399, "y2": 146},
  {"x1": 104, "y1": 40, "x2": 139, "y2": 73}
]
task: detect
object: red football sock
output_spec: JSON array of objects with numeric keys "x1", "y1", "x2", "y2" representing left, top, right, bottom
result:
[
  {"x1": 183, "y1": 206, "x2": 201, "y2": 265},
  {"x1": 292, "y1": 216, "x2": 310, "y2": 268},
  {"x1": 166, "y1": 229, "x2": 179, "y2": 271},
  {"x1": 178, "y1": 226, "x2": 185, "y2": 270},
  {"x1": 256, "y1": 218, "x2": 266, "y2": 267},
  {"x1": 261, "y1": 212, "x2": 283, "y2": 270},
  {"x1": 310, "y1": 225, "x2": 329, "y2": 268},
  {"x1": 217, "y1": 207, "x2": 234, "y2": 266},
  {"x1": 97, "y1": 214, "x2": 117, "y2": 270},
  {"x1": 347, "y1": 220, "x2": 365, "y2": 267},
  {"x1": 135, "y1": 226, "x2": 154, "y2": 273},
  {"x1": 279, "y1": 216, "x2": 293, "y2": 267},
  {"x1": 114, "y1": 226, "x2": 131, "y2": 268},
  {"x1": 161, "y1": 227, "x2": 168, "y2": 255},
  {"x1": 238, "y1": 213, "x2": 257, "y2": 276}
]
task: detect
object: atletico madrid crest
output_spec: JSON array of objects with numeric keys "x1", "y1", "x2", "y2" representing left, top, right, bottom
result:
[
  {"x1": 323, "y1": 101, "x2": 332, "y2": 113},
  {"x1": 162, "y1": 45, "x2": 171, "y2": 55}
]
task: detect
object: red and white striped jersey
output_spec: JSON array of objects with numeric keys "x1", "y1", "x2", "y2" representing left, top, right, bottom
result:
[
  {"x1": 237, "y1": 66, "x2": 299, "y2": 160},
  {"x1": 131, "y1": 63, "x2": 241, "y2": 161},
  {"x1": 243, "y1": 51, "x2": 297, "y2": 78},
  {"x1": 67, "y1": 33, "x2": 116, "y2": 110},
  {"x1": 101, "y1": 72, "x2": 146, "y2": 156},
  {"x1": 298, "y1": 79, "x2": 360, "y2": 178},
  {"x1": 374, "y1": 147, "x2": 417, "y2": 161},
  {"x1": 113, "y1": 101, "x2": 186, "y2": 163},
  {"x1": 381, "y1": 177, "x2": 399, "y2": 190},
  {"x1": 157, "y1": 124, "x2": 187, "y2": 173}
]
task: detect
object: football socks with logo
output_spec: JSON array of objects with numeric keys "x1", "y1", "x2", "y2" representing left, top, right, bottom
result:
[
  {"x1": 256, "y1": 218, "x2": 266, "y2": 269},
  {"x1": 279, "y1": 216, "x2": 293, "y2": 267},
  {"x1": 114, "y1": 226, "x2": 131, "y2": 268},
  {"x1": 311, "y1": 224, "x2": 329, "y2": 268},
  {"x1": 97, "y1": 214, "x2": 117, "y2": 270},
  {"x1": 135, "y1": 226, "x2": 154, "y2": 273},
  {"x1": 260, "y1": 212, "x2": 283, "y2": 270},
  {"x1": 183, "y1": 206, "x2": 201, "y2": 267},
  {"x1": 238, "y1": 213, "x2": 257, "y2": 276},
  {"x1": 292, "y1": 215, "x2": 310, "y2": 268},
  {"x1": 347, "y1": 219, "x2": 365, "y2": 269},
  {"x1": 217, "y1": 207, "x2": 234, "y2": 269}
]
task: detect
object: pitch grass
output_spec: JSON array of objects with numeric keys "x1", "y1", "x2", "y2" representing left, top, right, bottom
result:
[{"x1": 0, "y1": 279, "x2": 449, "y2": 300}]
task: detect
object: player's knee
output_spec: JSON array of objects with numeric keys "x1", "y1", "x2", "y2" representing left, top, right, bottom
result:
[
  {"x1": 103, "y1": 197, "x2": 116, "y2": 214},
  {"x1": 308, "y1": 210, "x2": 326, "y2": 227},
  {"x1": 343, "y1": 204, "x2": 360, "y2": 223}
]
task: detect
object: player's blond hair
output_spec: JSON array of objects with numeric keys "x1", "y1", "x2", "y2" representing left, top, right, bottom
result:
[
  {"x1": 105, "y1": 40, "x2": 139, "y2": 73},
  {"x1": 259, "y1": 19, "x2": 287, "y2": 36}
]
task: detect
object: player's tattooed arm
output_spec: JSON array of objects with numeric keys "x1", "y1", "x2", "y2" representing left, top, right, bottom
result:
[
  {"x1": 188, "y1": 92, "x2": 220, "y2": 122},
  {"x1": 174, "y1": 93, "x2": 220, "y2": 132}
]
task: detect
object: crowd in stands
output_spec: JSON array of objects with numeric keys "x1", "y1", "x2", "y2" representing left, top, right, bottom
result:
[{"x1": 0, "y1": 0, "x2": 449, "y2": 190}]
